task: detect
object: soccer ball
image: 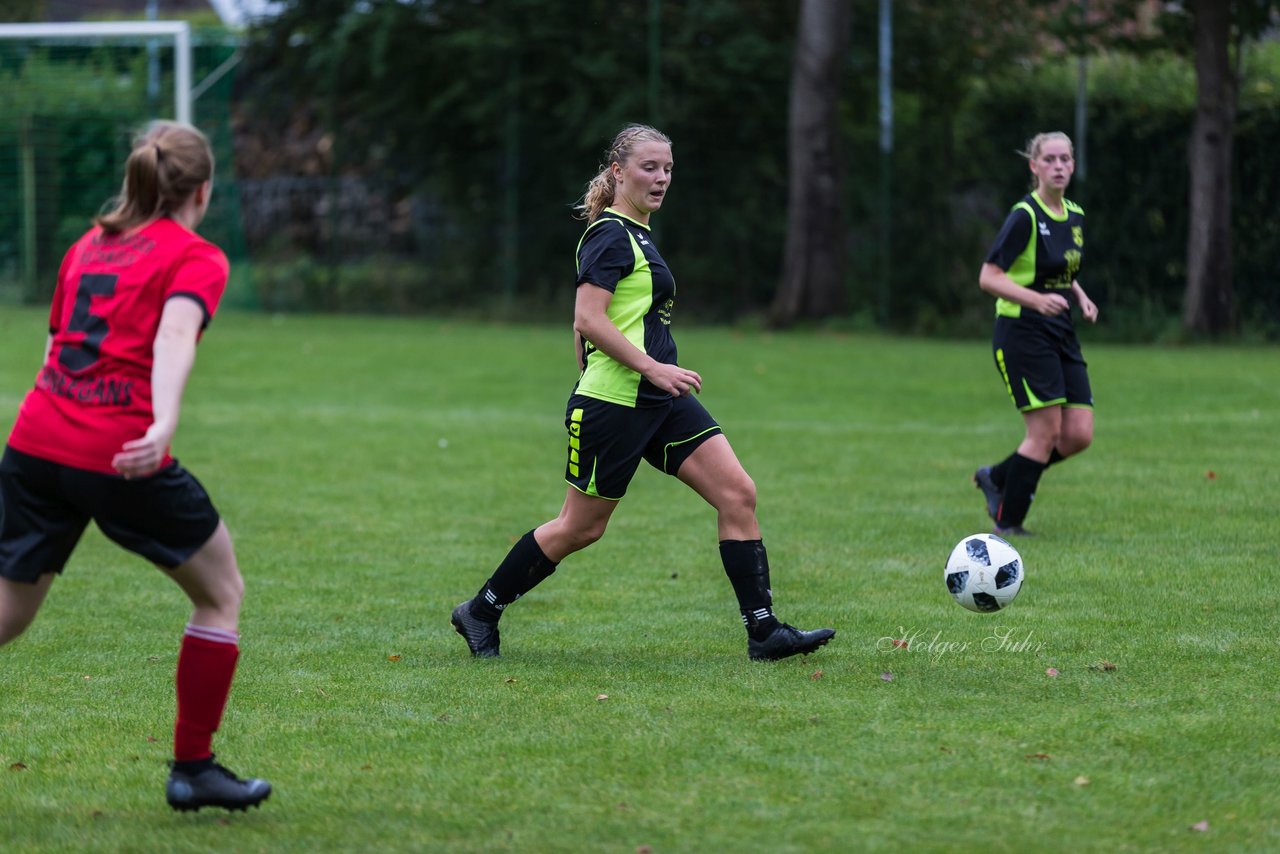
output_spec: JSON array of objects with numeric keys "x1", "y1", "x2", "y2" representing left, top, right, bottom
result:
[{"x1": 944, "y1": 533, "x2": 1024, "y2": 613}]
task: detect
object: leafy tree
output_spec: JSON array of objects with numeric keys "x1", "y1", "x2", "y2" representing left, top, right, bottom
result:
[
  {"x1": 1045, "y1": 0, "x2": 1279, "y2": 336},
  {"x1": 772, "y1": 0, "x2": 851, "y2": 326},
  {"x1": 0, "y1": 1, "x2": 44, "y2": 23},
  {"x1": 1179, "y1": 0, "x2": 1279, "y2": 336},
  {"x1": 240, "y1": 0, "x2": 796, "y2": 312}
]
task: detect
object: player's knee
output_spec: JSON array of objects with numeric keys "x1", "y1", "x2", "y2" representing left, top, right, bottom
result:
[
  {"x1": 192, "y1": 565, "x2": 245, "y2": 614},
  {"x1": 1028, "y1": 426, "x2": 1061, "y2": 457},
  {"x1": 1061, "y1": 431, "x2": 1093, "y2": 457},
  {"x1": 223, "y1": 569, "x2": 246, "y2": 607},
  {"x1": 729, "y1": 476, "x2": 757, "y2": 516},
  {"x1": 572, "y1": 520, "x2": 609, "y2": 551},
  {"x1": 555, "y1": 515, "x2": 609, "y2": 553}
]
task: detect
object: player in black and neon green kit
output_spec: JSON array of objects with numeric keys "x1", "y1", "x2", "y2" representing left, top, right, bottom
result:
[
  {"x1": 973, "y1": 132, "x2": 1099, "y2": 536},
  {"x1": 451, "y1": 125, "x2": 834, "y2": 661}
]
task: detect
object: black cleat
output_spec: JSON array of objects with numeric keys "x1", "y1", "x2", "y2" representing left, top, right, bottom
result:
[
  {"x1": 166, "y1": 759, "x2": 271, "y2": 813},
  {"x1": 973, "y1": 466, "x2": 1001, "y2": 522},
  {"x1": 451, "y1": 599, "x2": 500, "y2": 657},
  {"x1": 748, "y1": 623, "x2": 836, "y2": 661},
  {"x1": 993, "y1": 525, "x2": 1034, "y2": 538}
]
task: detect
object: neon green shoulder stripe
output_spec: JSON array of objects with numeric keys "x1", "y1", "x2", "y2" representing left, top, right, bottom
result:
[{"x1": 996, "y1": 203, "x2": 1036, "y2": 317}]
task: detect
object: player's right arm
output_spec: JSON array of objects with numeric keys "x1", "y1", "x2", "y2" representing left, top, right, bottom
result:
[
  {"x1": 979, "y1": 206, "x2": 1068, "y2": 317},
  {"x1": 979, "y1": 263, "x2": 1069, "y2": 317},
  {"x1": 111, "y1": 296, "x2": 204, "y2": 479},
  {"x1": 573, "y1": 283, "x2": 701, "y2": 397}
]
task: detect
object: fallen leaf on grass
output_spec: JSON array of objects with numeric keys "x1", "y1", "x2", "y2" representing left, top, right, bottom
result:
[
  {"x1": 1025, "y1": 753, "x2": 1051, "y2": 761},
  {"x1": 1190, "y1": 820, "x2": 1210, "y2": 832},
  {"x1": 387, "y1": 654, "x2": 401, "y2": 662},
  {"x1": 1074, "y1": 776, "x2": 1090, "y2": 786},
  {"x1": 636, "y1": 846, "x2": 653, "y2": 854},
  {"x1": 504, "y1": 678, "x2": 517, "y2": 684},
  {"x1": 880, "y1": 671, "x2": 894, "y2": 682},
  {"x1": 146, "y1": 736, "x2": 157, "y2": 743},
  {"x1": 596, "y1": 694, "x2": 609, "y2": 701},
  {"x1": 360, "y1": 764, "x2": 373, "y2": 771},
  {"x1": 1046, "y1": 668, "x2": 1060, "y2": 677},
  {"x1": 891, "y1": 638, "x2": 909, "y2": 650},
  {"x1": 9, "y1": 762, "x2": 27, "y2": 771},
  {"x1": 1205, "y1": 471, "x2": 1216, "y2": 480},
  {"x1": 810, "y1": 670, "x2": 824, "y2": 680},
  {"x1": 1089, "y1": 660, "x2": 1118, "y2": 672}
]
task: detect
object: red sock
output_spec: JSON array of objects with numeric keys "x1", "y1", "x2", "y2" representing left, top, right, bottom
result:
[{"x1": 174, "y1": 624, "x2": 240, "y2": 762}]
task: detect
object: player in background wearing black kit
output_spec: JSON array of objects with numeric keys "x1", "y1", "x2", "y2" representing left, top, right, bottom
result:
[
  {"x1": 973, "y1": 131, "x2": 1099, "y2": 536},
  {"x1": 451, "y1": 125, "x2": 835, "y2": 661},
  {"x1": 0, "y1": 122, "x2": 270, "y2": 811}
]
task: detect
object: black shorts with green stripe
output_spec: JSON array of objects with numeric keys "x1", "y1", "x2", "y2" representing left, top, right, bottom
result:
[
  {"x1": 563, "y1": 393, "x2": 722, "y2": 500},
  {"x1": 992, "y1": 316, "x2": 1093, "y2": 412}
]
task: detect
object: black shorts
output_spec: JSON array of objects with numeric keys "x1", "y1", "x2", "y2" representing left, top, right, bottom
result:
[
  {"x1": 0, "y1": 446, "x2": 221, "y2": 583},
  {"x1": 564, "y1": 393, "x2": 723, "y2": 501},
  {"x1": 992, "y1": 317, "x2": 1093, "y2": 412}
]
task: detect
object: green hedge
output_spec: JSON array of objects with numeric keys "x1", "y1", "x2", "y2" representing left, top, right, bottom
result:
[{"x1": 877, "y1": 47, "x2": 1280, "y2": 340}]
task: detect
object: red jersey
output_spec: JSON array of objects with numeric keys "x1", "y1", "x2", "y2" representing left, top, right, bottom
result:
[{"x1": 7, "y1": 218, "x2": 228, "y2": 474}]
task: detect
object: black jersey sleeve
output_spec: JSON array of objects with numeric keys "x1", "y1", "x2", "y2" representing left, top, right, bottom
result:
[
  {"x1": 985, "y1": 205, "x2": 1033, "y2": 271},
  {"x1": 576, "y1": 221, "x2": 635, "y2": 293}
]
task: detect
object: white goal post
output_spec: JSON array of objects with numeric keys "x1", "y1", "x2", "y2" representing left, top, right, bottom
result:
[{"x1": 0, "y1": 21, "x2": 192, "y2": 124}]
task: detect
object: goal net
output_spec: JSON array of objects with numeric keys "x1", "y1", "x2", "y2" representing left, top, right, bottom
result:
[{"x1": 0, "y1": 21, "x2": 247, "y2": 306}]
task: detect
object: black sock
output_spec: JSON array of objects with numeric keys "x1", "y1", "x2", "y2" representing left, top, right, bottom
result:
[
  {"x1": 719, "y1": 539, "x2": 779, "y2": 640},
  {"x1": 996, "y1": 454, "x2": 1047, "y2": 528},
  {"x1": 993, "y1": 447, "x2": 1063, "y2": 489},
  {"x1": 471, "y1": 530, "x2": 558, "y2": 622},
  {"x1": 990, "y1": 453, "x2": 1016, "y2": 489},
  {"x1": 172, "y1": 756, "x2": 215, "y2": 775}
]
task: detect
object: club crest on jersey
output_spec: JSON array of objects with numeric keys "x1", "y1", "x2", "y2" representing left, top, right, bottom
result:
[
  {"x1": 1072, "y1": 225, "x2": 1083, "y2": 247},
  {"x1": 1038, "y1": 220, "x2": 1051, "y2": 236}
]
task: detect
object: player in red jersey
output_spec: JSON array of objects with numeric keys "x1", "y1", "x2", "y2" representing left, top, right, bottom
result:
[{"x1": 0, "y1": 121, "x2": 270, "y2": 812}]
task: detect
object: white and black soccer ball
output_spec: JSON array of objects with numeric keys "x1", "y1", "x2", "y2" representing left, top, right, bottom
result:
[{"x1": 944, "y1": 533, "x2": 1024, "y2": 613}]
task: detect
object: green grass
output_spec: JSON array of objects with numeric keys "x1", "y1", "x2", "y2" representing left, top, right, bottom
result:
[{"x1": 1, "y1": 308, "x2": 1277, "y2": 853}]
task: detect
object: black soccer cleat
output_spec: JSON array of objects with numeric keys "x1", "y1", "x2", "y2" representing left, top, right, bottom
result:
[
  {"x1": 973, "y1": 466, "x2": 1002, "y2": 522},
  {"x1": 748, "y1": 623, "x2": 836, "y2": 661},
  {"x1": 993, "y1": 524, "x2": 1035, "y2": 538},
  {"x1": 451, "y1": 599, "x2": 501, "y2": 658},
  {"x1": 166, "y1": 759, "x2": 271, "y2": 813}
]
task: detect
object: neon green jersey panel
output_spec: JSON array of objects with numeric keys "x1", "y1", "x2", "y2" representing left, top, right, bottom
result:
[{"x1": 573, "y1": 209, "x2": 678, "y2": 408}]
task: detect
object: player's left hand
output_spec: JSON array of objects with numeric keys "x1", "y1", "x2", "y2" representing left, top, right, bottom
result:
[
  {"x1": 1072, "y1": 280, "x2": 1098, "y2": 324},
  {"x1": 1078, "y1": 293, "x2": 1099, "y2": 323},
  {"x1": 112, "y1": 423, "x2": 173, "y2": 479}
]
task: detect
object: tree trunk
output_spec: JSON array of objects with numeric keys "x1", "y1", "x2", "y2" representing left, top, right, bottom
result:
[
  {"x1": 1183, "y1": 0, "x2": 1236, "y2": 335},
  {"x1": 771, "y1": 0, "x2": 850, "y2": 327}
]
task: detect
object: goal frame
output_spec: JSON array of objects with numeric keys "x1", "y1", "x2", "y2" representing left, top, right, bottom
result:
[{"x1": 0, "y1": 21, "x2": 192, "y2": 124}]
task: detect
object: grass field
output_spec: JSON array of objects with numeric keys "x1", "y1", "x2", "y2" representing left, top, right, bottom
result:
[{"x1": 1, "y1": 308, "x2": 1277, "y2": 853}]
